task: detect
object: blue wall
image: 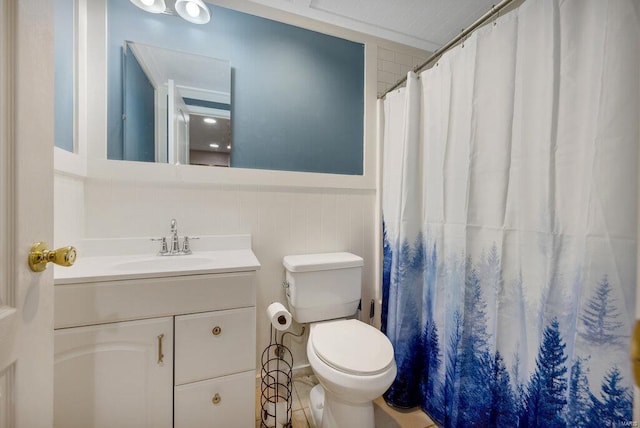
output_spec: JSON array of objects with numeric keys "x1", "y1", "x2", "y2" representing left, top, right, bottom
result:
[
  {"x1": 54, "y1": 0, "x2": 74, "y2": 152},
  {"x1": 122, "y1": 44, "x2": 156, "y2": 162},
  {"x1": 107, "y1": 1, "x2": 364, "y2": 175}
]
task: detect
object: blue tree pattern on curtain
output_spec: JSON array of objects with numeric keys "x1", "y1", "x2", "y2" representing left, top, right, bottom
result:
[{"x1": 381, "y1": 230, "x2": 633, "y2": 428}]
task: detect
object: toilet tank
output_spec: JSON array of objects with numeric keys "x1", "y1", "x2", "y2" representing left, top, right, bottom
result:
[{"x1": 283, "y1": 252, "x2": 363, "y2": 323}]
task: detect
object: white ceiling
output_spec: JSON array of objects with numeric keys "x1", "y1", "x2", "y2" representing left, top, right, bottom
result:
[
  {"x1": 129, "y1": 42, "x2": 230, "y2": 95},
  {"x1": 244, "y1": 0, "x2": 496, "y2": 52}
]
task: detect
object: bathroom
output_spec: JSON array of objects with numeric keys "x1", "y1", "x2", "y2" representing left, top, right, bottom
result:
[{"x1": 0, "y1": 0, "x2": 638, "y2": 427}]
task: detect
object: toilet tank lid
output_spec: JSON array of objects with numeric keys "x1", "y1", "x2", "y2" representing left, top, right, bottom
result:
[{"x1": 283, "y1": 252, "x2": 363, "y2": 272}]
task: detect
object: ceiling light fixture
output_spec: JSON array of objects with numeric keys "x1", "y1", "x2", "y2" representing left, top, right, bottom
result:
[
  {"x1": 129, "y1": 0, "x2": 211, "y2": 25},
  {"x1": 130, "y1": 0, "x2": 166, "y2": 14},
  {"x1": 175, "y1": 0, "x2": 211, "y2": 24}
]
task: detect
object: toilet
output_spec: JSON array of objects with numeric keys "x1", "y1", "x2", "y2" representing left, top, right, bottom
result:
[{"x1": 283, "y1": 252, "x2": 396, "y2": 428}]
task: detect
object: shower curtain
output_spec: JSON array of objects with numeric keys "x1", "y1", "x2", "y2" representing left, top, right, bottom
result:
[{"x1": 381, "y1": 0, "x2": 640, "y2": 427}]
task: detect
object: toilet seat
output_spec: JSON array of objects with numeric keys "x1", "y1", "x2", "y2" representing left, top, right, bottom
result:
[{"x1": 310, "y1": 319, "x2": 394, "y2": 376}]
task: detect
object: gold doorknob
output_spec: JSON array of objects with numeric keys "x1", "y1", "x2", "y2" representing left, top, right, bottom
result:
[
  {"x1": 28, "y1": 242, "x2": 77, "y2": 272},
  {"x1": 631, "y1": 320, "x2": 640, "y2": 386}
]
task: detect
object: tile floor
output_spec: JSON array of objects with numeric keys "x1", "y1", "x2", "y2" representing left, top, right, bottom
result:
[{"x1": 256, "y1": 374, "x2": 438, "y2": 428}]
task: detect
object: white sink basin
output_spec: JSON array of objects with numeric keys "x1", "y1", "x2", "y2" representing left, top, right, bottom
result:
[
  {"x1": 54, "y1": 235, "x2": 261, "y2": 284},
  {"x1": 112, "y1": 256, "x2": 215, "y2": 272}
]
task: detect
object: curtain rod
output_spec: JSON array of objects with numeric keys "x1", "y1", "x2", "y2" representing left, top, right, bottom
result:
[{"x1": 379, "y1": 0, "x2": 519, "y2": 99}]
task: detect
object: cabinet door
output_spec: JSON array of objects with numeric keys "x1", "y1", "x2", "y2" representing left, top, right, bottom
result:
[
  {"x1": 175, "y1": 307, "x2": 255, "y2": 385},
  {"x1": 54, "y1": 317, "x2": 173, "y2": 428},
  {"x1": 174, "y1": 370, "x2": 256, "y2": 428}
]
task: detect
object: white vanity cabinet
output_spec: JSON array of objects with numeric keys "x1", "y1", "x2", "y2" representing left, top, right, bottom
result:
[
  {"x1": 174, "y1": 308, "x2": 256, "y2": 428},
  {"x1": 54, "y1": 247, "x2": 259, "y2": 428},
  {"x1": 54, "y1": 317, "x2": 174, "y2": 428}
]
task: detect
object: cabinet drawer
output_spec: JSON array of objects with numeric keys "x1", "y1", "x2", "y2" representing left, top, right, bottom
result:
[
  {"x1": 174, "y1": 370, "x2": 255, "y2": 428},
  {"x1": 55, "y1": 272, "x2": 256, "y2": 329},
  {"x1": 175, "y1": 307, "x2": 256, "y2": 385}
]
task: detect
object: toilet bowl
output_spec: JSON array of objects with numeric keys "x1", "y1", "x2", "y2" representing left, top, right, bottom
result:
[
  {"x1": 282, "y1": 252, "x2": 397, "y2": 428},
  {"x1": 306, "y1": 319, "x2": 396, "y2": 428}
]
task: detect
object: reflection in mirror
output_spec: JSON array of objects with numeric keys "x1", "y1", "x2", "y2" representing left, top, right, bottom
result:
[
  {"x1": 122, "y1": 41, "x2": 231, "y2": 166},
  {"x1": 189, "y1": 114, "x2": 231, "y2": 167}
]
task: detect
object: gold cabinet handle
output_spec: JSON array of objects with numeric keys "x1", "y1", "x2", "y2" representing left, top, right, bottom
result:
[
  {"x1": 28, "y1": 242, "x2": 77, "y2": 272},
  {"x1": 631, "y1": 321, "x2": 640, "y2": 386},
  {"x1": 211, "y1": 393, "x2": 221, "y2": 405},
  {"x1": 212, "y1": 326, "x2": 222, "y2": 336},
  {"x1": 157, "y1": 334, "x2": 165, "y2": 365}
]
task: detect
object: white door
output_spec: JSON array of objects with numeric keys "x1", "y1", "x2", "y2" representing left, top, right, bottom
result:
[{"x1": 0, "y1": 0, "x2": 56, "y2": 427}]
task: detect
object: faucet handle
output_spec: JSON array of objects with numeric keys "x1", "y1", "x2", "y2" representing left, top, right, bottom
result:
[
  {"x1": 181, "y1": 236, "x2": 200, "y2": 255},
  {"x1": 151, "y1": 237, "x2": 169, "y2": 255}
]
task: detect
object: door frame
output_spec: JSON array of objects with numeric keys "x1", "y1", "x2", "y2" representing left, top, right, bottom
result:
[{"x1": 0, "y1": 0, "x2": 17, "y2": 423}]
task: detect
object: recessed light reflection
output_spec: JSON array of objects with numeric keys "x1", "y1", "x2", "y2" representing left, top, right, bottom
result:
[
  {"x1": 185, "y1": 1, "x2": 200, "y2": 17},
  {"x1": 227, "y1": 145, "x2": 231, "y2": 149},
  {"x1": 203, "y1": 118, "x2": 217, "y2": 124},
  {"x1": 209, "y1": 143, "x2": 220, "y2": 149}
]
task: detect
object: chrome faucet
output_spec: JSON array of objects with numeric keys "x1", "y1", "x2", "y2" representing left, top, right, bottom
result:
[
  {"x1": 182, "y1": 236, "x2": 194, "y2": 255},
  {"x1": 152, "y1": 219, "x2": 198, "y2": 256},
  {"x1": 169, "y1": 218, "x2": 180, "y2": 254},
  {"x1": 151, "y1": 236, "x2": 169, "y2": 256}
]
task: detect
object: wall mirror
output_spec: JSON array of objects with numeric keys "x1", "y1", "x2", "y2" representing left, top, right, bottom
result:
[
  {"x1": 105, "y1": 0, "x2": 364, "y2": 175},
  {"x1": 55, "y1": 0, "x2": 369, "y2": 179},
  {"x1": 122, "y1": 41, "x2": 231, "y2": 167}
]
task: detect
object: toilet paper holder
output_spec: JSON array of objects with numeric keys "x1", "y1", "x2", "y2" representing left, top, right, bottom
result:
[
  {"x1": 260, "y1": 325, "x2": 305, "y2": 428},
  {"x1": 274, "y1": 326, "x2": 305, "y2": 359}
]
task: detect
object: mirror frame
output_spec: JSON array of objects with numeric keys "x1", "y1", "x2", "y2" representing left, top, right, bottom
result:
[{"x1": 56, "y1": 0, "x2": 377, "y2": 190}]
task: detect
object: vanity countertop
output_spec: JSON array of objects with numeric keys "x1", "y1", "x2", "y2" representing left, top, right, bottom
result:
[{"x1": 54, "y1": 235, "x2": 260, "y2": 284}]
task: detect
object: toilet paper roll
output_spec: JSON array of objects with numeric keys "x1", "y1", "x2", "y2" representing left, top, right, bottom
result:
[
  {"x1": 267, "y1": 302, "x2": 292, "y2": 331},
  {"x1": 262, "y1": 400, "x2": 288, "y2": 427}
]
